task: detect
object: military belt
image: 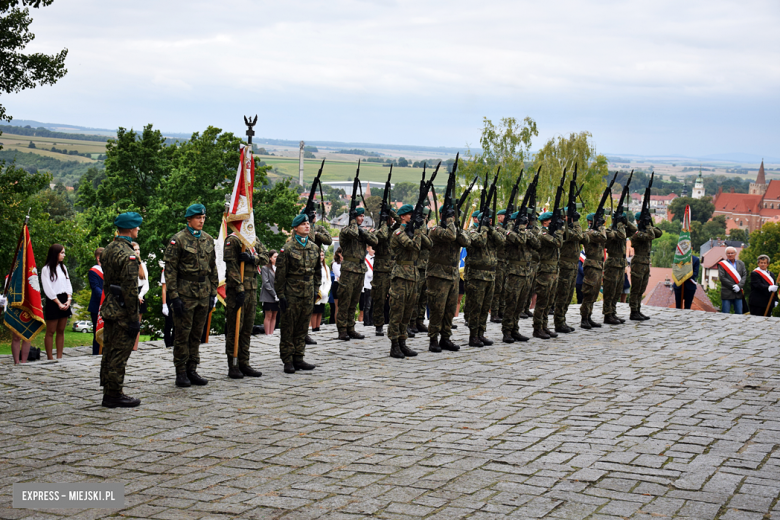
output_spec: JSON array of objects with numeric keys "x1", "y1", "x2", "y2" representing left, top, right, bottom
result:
[
  {"x1": 540, "y1": 260, "x2": 557, "y2": 265},
  {"x1": 429, "y1": 258, "x2": 458, "y2": 267},
  {"x1": 180, "y1": 273, "x2": 207, "y2": 282},
  {"x1": 343, "y1": 256, "x2": 363, "y2": 263},
  {"x1": 375, "y1": 255, "x2": 391, "y2": 260},
  {"x1": 509, "y1": 260, "x2": 528, "y2": 265},
  {"x1": 287, "y1": 274, "x2": 311, "y2": 281},
  {"x1": 396, "y1": 260, "x2": 417, "y2": 266}
]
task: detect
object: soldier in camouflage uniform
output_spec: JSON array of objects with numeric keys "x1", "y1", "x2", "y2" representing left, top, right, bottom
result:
[
  {"x1": 100, "y1": 212, "x2": 143, "y2": 408},
  {"x1": 490, "y1": 210, "x2": 508, "y2": 323},
  {"x1": 410, "y1": 207, "x2": 432, "y2": 334},
  {"x1": 426, "y1": 208, "x2": 470, "y2": 352},
  {"x1": 388, "y1": 204, "x2": 429, "y2": 358},
  {"x1": 276, "y1": 214, "x2": 321, "y2": 374},
  {"x1": 164, "y1": 204, "x2": 219, "y2": 388},
  {"x1": 602, "y1": 213, "x2": 637, "y2": 324},
  {"x1": 531, "y1": 212, "x2": 564, "y2": 339},
  {"x1": 553, "y1": 209, "x2": 587, "y2": 333},
  {"x1": 580, "y1": 213, "x2": 607, "y2": 329},
  {"x1": 305, "y1": 211, "x2": 333, "y2": 345},
  {"x1": 521, "y1": 218, "x2": 541, "y2": 320},
  {"x1": 629, "y1": 213, "x2": 663, "y2": 321},
  {"x1": 501, "y1": 212, "x2": 538, "y2": 343},
  {"x1": 465, "y1": 211, "x2": 506, "y2": 347},
  {"x1": 224, "y1": 234, "x2": 269, "y2": 379},
  {"x1": 336, "y1": 207, "x2": 378, "y2": 340},
  {"x1": 462, "y1": 209, "x2": 481, "y2": 328},
  {"x1": 371, "y1": 211, "x2": 399, "y2": 336}
]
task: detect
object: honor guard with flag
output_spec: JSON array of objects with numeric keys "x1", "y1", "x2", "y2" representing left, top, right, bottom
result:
[
  {"x1": 671, "y1": 204, "x2": 699, "y2": 310},
  {"x1": 99, "y1": 212, "x2": 143, "y2": 408},
  {"x1": 164, "y1": 203, "x2": 219, "y2": 388}
]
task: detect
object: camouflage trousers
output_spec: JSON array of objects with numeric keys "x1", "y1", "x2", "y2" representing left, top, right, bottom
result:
[
  {"x1": 410, "y1": 268, "x2": 428, "y2": 324},
  {"x1": 100, "y1": 320, "x2": 135, "y2": 395},
  {"x1": 602, "y1": 265, "x2": 624, "y2": 316},
  {"x1": 532, "y1": 270, "x2": 558, "y2": 331},
  {"x1": 553, "y1": 267, "x2": 578, "y2": 327},
  {"x1": 388, "y1": 277, "x2": 417, "y2": 341},
  {"x1": 465, "y1": 276, "x2": 494, "y2": 338},
  {"x1": 279, "y1": 291, "x2": 314, "y2": 364},
  {"x1": 337, "y1": 270, "x2": 364, "y2": 333},
  {"x1": 629, "y1": 262, "x2": 651, "y2": 312},
  {"x1": 491, "y1": 262, "x2": 507, "y2": 318},
  {"x1": 580, "y1": 266, "x2": 604, "y2": 319},
  {"x1": 426, "y1": 276, "x2": 458, "y2": 339},
  {"x1": 225, "y1": 288, "x2": 256, "y2": 366},
  {"x1": 371, "y1": 271, "x2": 392, "y2": 328},
  {"x1": 523, "y1": 264, "x2": 538, "y2": 314},
  {"x1": 502, "y1": 271, "x2": 531, "y2": 334},
  {"x1": 173, "y1": 296, "x2": 209, "y2": 371}
]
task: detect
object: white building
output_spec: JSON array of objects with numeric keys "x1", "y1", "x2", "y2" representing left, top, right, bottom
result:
[{"x1": 692, "y1": 170, "x2": 705, "y2": 199}]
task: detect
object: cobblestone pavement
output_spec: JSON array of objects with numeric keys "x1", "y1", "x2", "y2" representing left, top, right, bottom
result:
[{"x1": 1, "y1": 302, "x2": 780, "y2": 519}]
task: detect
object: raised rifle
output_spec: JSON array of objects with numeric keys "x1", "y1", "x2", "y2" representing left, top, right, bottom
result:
[
  {"x1": 349, "y1": 159, "x2": 361, "y2": 221},
  {"x1": 303, "y1": 159, "x2": 325, "y2": 223},
  {"x1": 379, "y1": 165, "x2": 393, "y2": 226},
  {"x1": 441, "y1": 153, "x2": 458, "y2": 222},
  {"x1": 548, "y1": 167, "x2": 567, "y2": 234},
  {"x1": 408, "y1": 161, "x2": 441, "y2": 235},
  {"x1": 612, "y1": 169, "x2": 633, "y2": 229},
  {"x1": 457, "y1": 173, "x2": 479, "y2": 212},
  {"x1": 503, "y1": 168, "x2": 524, "y2": 228},
  {"x1": 594, "y1": 171, "x2": 619, "y2": 228},
  {"x1": 478, "y1": 166, "x2": 500, "y2": 232},
  {"x1": 638, "y1": 171, "x2": 655, "y2": 231},
  {"x1": 566, "y1": 162, "x2": 581, "y2": 227},
  {"x1": 516, "y1": 165, "x2": 541, "y2": 226}
]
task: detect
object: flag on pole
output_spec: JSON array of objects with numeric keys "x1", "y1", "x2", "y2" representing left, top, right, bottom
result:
[
  {"x1": 214, "y1": 215, "x2": 228, "y2": 305},
  {"x1": 226, "y1": 144, "x2": 256, "y2": 250},
  {"x1": 3, "y1": 225, "x2": 45, "y2": 341},
  {"x1": 672, "y1": 204, "x2": 693, "y2": 286}
]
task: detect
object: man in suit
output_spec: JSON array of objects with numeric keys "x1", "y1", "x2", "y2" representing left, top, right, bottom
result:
[
  {"x1": 88, "y1": 247, "x2": 104, "y2": 355},
  {"x1": 718, "y1": 247, "x2": 748, "y2": 314},
  {"x1": 673, "y1": 255, "x2": 700, "y2": 309}
]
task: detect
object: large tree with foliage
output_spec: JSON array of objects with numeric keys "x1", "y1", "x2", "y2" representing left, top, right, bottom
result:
[{"x1": 668, "y1": 196, "x2": 715, "y2": 224}]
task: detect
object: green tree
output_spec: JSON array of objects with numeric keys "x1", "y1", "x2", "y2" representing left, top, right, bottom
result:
[
  {"x1": 728, "y1": 228, "x2": 748, "y2": 242},
  {"x1": 651, "y1": 232, "x2": 679, "y2": 268},
  {"x1": 0, "y1": 0, "x2": 68, "y2": 124},
  {"x1": 668, "y1": 196, "x2": 715, "y2": 223},
  {"x1": 391, "y1": 182, "x2": 418, "y2": 204}
]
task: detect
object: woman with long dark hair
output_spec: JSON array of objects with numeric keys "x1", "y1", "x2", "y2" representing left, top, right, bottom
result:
[
  {"x1": 41, "y1": 243, "x2": 73, "y2": 359},
  {"x1": 260, "y1": 250, "x2": 279, "y2": 335}
]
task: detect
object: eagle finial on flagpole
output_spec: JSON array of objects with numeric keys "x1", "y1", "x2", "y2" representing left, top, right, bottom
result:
[{"x1": 243, "y1": 115, "x2": 257, "y2": 145}]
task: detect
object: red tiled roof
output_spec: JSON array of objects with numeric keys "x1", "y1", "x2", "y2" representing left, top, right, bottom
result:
[
  {"x1": 764, "y1": 180, "x2": 780, "y2": 200},
  {"x1": 650, "y1": 193, "x2": 678, "y2": 201},
  {"x1": 712, "y1": 192, "x2": 763, "y2": 214},
  {"x1": 643, "y1": 281, "x2": 718, "y2": 312},
  {"x1": 759, "y1": 208, "x2": 780, "y2": 217},
  {"x1": 640, "y1": 267, "x2": 673, "y2": 297}
]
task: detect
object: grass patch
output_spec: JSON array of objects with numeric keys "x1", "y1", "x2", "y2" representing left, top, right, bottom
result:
[
  {"x1": 0, "y1": 329, "x2": 151, "y2": 356},
  {"x1": 259, "y1": 156, "x2": 437, "y2": 185}
]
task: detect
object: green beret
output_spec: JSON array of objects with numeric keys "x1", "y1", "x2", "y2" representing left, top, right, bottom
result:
[
  {"x1": 538, "y1": 211, "x2": 553, "y2": 221},
  {"x1": 185, "y1": 203, "x2": 206, "y2": 218},
  {"x1": 511, "y1": 211, "x2": 520, "y2": 219},
  {"x1": 586, "y1": 213, "x2": 595, "y2": 221},
  {"x1": 472, "y1": 210, "x2": 480, "y2": 218},
  {"x1": 423, "y1": 207, "x2": 431, "y2": 216},
  {"x1": 114, "y1": 212, "x2": 143, "y2": 229},
  {"x1": 497, "y1": 209, "x2": 506, "y2": 215},
  {"x1": 635, "y1": 212, "x2": 642, "y2": 220},
  {"x1": 355, "y1": 207, "x2": 365, "y2": 216},
  {"x1": 397, "y1": 204, "x2": 414, "y2": 216},
  {"x1": 292, "y1": 214, "x2": 308, "y2": 228},
  {"x1": 612, "y1": 211, "x2": 624, "y2": 219}
]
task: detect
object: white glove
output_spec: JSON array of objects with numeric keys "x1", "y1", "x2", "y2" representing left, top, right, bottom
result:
[
  {"x1": 732, "y1": 284, "x2": 740, "y2": 292},
  {"x1": 769, "y1": 285, "x2": 779, "y2": 293},
  {"x1": 0, "y1": 295, "x2": 7, "y2": 309},
  {"x1": 162, "y1": 304, "x2": 169, "y2": 316}
]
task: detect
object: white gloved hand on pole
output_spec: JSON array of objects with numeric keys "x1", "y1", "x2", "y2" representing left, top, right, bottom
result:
[{"x1": 769, "y1": 285, "x2": 779, "y2": 293}]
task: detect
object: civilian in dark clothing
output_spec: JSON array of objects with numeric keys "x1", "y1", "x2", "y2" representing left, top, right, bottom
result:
[
  {"x1": 88, "y1": 248, "x2": 104, "y2": 355},
  {"x1": 575, "y1": 255, "x2": 584, "y2": 304},
  {"x1": 673, "y1": 255, "x2": 699, "y2": 309},
  {"x1": 749, "y1": 255, "x2": 779, "y2": 317}
]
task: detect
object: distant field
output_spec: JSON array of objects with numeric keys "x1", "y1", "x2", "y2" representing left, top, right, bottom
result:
[
  {"x1": 0, "y1": 132, "x2": 103, "y2": 162},
  {"x1": 259, "y1": 156, "x2": 438, "y2": 185}
]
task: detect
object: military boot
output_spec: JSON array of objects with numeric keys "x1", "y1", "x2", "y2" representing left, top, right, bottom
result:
[
  {"x1": 588, "y1": 316, "x2": 602, "y2": 328},
  {"x1": 338, "y1": 331, "x2": 350, "y2": 341},
  {"x1": 283, "y1": 363, "x2": 296, "y2": 374},
  {"x1": 240, "y1": 365, "x2": 263, "y2": 377},
  {"x1": 305, "y1": 334, "x2": 317, "y2": 345},
  {"x1": 175, "y1": 370, "x2": 191, "y2": 388},
  {"x1": 348, "y1": 330, "x2": 365, "y2": 339},
  {"x1": 630, "y1": 311, "x2": 644, "y2": 321},
  {"x1": 375, "y1": 326, "x2": 384, "y2": 337},
  {"x1": 293, "y1": 359, "x2": 316, "y2": 370},
  {"x1": 429, "y1": 336, "x2": 441, "y2": 352},
  {"x1": 616, "y1": 316, "x2": 626, "y2": 323},
  {"x1": 406, "y1": 326, "x2": 416, "y2": 338},
  {"x1": 544, "y1": 328, "x2": 558, "y2": 338},
  {"x1": 533, "y1": 328, "x2": 551, "y2": 339},
  {"x1": 409, "y1": 324, "x2": 419, "y2": 334},
  {"x1": 479, "y1": 335, "x2": 494, "y2": 346},
  {"x1": 555, "y1": 324, "x2": 572, "y2": 333},
  {"x1": 187, "y1": 369, "x2": 208, "y2": 386},
  {"x1": 227, "y1": 356, "x2": 244, "y2": 379},
  {"x1": 390, "y1": 339, "x2": 404, "y2": 358},
  {"x1": 490, "y1": 315, "x2": 502, "y2": 323},
  {"x1": 525, "y1": 311, "x2": 534, "y2": 318},
  {"x1": 416, "y1": 321, "x2": 428, "y2": 332},
  {"x1": 101, "y1": 393, "x2": 141, "y2": 408},
  {"x1": 604, "y1": 315, "x2": 621, "y2": 325},
  {"x1": 518, "y1": 312, "x2": 528, "y2": 319},
  {"x1": 440, "y1": 337, "x2": 460, "y2": 351},
  {"x1": 580, "y1": 318, "x2": 592, "y2": 329},
  {"x1": 511, "y1": 331, "x2": 529, "y2": 342},
  {"x1": 502, "y1": 333, "x2": 515, "y2": 343},
  {"x1": 399, "y1": 339, "x2": 417, "y2": 357},
  {"x1": 468, "y1": 335, "x2": 484, "y2": 347}
]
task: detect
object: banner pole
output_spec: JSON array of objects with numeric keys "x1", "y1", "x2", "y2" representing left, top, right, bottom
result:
[{"x1": 232, "y1": 245, "x2": 245, "y2": 366}]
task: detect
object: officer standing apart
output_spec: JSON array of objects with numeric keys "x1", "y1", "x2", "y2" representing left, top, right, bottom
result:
[
  {"x1": 276, "y1": 214, "x2": 321, "y2": 374},
  {"x1": 99, "y1": 212, "x2": 143, "y2": 408},
  {"x1": 602, "y1": 212, "x2": 637, "y2": 324},
  {"x1": 553, "y1": 208, "x2": 587, "y2": 333},
  {"x1": 372, "y1": 210, "x2": 399, "y2": 336},
  {"x1": 336, "y1": 207, "x2": 378, "y2": 340},
  {"x1": 531, "y1": 212, "x2": 564, "y2": 339},
  {"x1": 224, "y1": 234, "x2": 269, "y2": 379},
  {"x1": 629, "y1": 212, "x2": 662, "y2": 320},
  {"x1": 426, "y1": 207, "x2": 470, "y2": 352},
  {"x1": 164, "y1": 204, "x2": 218, "y2": 388},
  {"x1": 580, "y1": 213, "x2": 608, "y2": 329}
]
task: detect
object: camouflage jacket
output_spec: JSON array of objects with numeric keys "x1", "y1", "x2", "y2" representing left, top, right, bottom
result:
[
  {"x1": 308, "y1": 223, "x2": 333, "y2": 248},
  {"x1": 605, "y1": 221, "x2": 636, "y2": 268},
  {"x1": 427, "y1": 218, "x2": 471, "y2": 281},
  {"x1": 559, "y1": 222, "x2": 588, "y2": 270},
  {"x1": 340, "y1": 219, "x2": 378, "y2": 274},
  {"x1": 374, "y1": 221, "x2": 400, "y2": 273},
  {"x1": 583, "y1": 225, "x2": 608, "y2": 270},
  {"x1": 416, "y1": 224, "x2": 432, "y2": 271},
  {"x1": 99, "y1": 237, "x2": 140, "y2": 324},
  {"x1": 224, "y1": 235, "x2": 270, "y2": 292},
  {"x1": 496, "y1": 222, "x2": 508, "y2": 263},
  {"x1": 275, "y1": 236, "x2": 321, "y2": 300},
  {"x1": 527, "y1": 220, "x2": 541, "y2": 265},
  {"x1": 504, "y1": 221, "x2": 539, "y2": 276},
  {"x1": 389, "y1": 225, "x2": 422, "y2": 282},
  {"x1": 465, "y1": 224, "x2": 506, "y2": 281},
  {"x1": 164, "y1": 227, "x2": 219, "y2": 300},
  {"x1": 537, "y1": 226, "x2": 564, "y2": 273},
  {"x1": 630, "y1": 225, "x2": 662, "y2": 265}
]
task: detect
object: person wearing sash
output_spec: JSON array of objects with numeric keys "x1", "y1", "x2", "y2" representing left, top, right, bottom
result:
[
  {"x1": 718, "y1": 247, "x2": 747, "y2": 314},
  {"x1": 88, "y1": 248, "x2": 104, "y2": 355},
  {"x1": 749, "y1": 255, "x2": 778, "y2": 316}
]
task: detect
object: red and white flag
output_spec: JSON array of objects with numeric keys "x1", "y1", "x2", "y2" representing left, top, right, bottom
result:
[{"x1": 226, "y1": 144, "x2": 256, "y2": 249}]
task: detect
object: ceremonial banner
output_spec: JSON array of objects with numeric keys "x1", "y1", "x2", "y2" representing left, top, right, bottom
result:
[
  {"x1": 672, "y1": 204, "x2": 693, "y2": 286},
  {"x1": 3, "y1": 225, "x2": 45, "y2": 341},
  {"x1": 95, "y1": 291, "x2": 105, "y2": 348},
  {"x1": 214, "y1": 215, "x2": 228, "y2": 305},
  {"x1": 226, "y1": 144, "x2": 256, "y2": 249}
]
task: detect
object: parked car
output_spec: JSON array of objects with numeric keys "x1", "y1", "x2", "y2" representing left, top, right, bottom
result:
[{"x1": 72, "y1": 320, "x2": 93, "y2": 333}]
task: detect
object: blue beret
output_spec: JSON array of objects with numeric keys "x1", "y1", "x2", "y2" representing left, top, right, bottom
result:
[
  {"x1": 511, "y1": 211, "x2": 520, "y2": 219},
  {"x1": 538, "y1": 211, "x2": 553, "y2": 221},
  {"x1": 497, "y1": 209, "x2": 506, "y2": 215},
  {"x1": 185, "y1": 204, "x2": 206, "y2": 218},
  {"x1": 292, "y1": 214, "x2": 308, "y2": 228},
  {"x1": 114, "y1": 212, "x2": 143, "y2": 229},
  {"x1": 397, "y1": 204, "x2": 414, "y2": 216},
  {"x1": 472, "y1": 210, "x2": 480, "y2": 218},
  {"x1": 586, "y1": 213, "x2": 596, "y2": 221},
  {"x1": 355, "y1": 207, "x2": 365, "y2": 216}
]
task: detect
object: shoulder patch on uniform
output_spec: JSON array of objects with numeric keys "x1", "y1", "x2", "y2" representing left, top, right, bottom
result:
[
  {"x1": 280, "y1": 248, "x2": 284, "y2": 253},
  {"x1": 395, "y1": 229, "x2": 402, "y2": 235},
  {"x1": 170, "y1": 240, "x2": 176, "y2": 245},
  {"x1": 129, "y1": 255, "x2": 136, "y2": 261}
]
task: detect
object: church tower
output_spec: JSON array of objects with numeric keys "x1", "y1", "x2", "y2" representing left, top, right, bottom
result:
[
  {"x1": 692, "y1": 168, "x2": 705, "y2": 199},
  {"x1": 749, "y1": 160, "x2": 768, "y2": 196}
]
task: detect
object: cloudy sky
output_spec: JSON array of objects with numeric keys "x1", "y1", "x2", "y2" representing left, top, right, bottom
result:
[{"x1": 7, "y1": 0, "x2": 780, "y2": 157}]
